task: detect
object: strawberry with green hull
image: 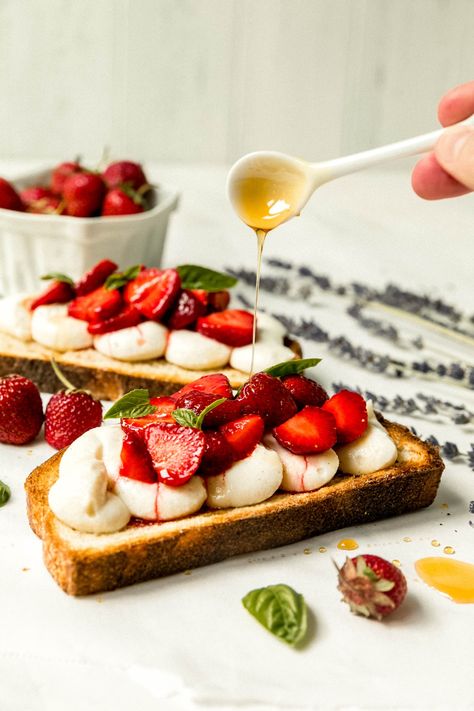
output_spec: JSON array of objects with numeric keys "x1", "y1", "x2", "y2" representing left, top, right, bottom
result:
[
  {"x1": 63, "y1": 172, "x2": 105, "y2": 217},
  {"x1": 103, "y1": 161, "x2": 148, "y2": 191},
  {"x1": 0, "y1": 375, "x2": 43, "y2": 445},
  {"x1": 51, "y1": 161, "x2": 82, "y2": 195},
  {"x1": 337, "y1": 555, "x2": 408, "y2": 620},
  {"x1": 101, "y1": 186, "x2": 145, "y2": 216}
]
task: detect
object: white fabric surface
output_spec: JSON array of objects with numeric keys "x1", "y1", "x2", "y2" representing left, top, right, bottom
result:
[{"x1": 1, "y1": 160, "x2": 473, "y2": 711}]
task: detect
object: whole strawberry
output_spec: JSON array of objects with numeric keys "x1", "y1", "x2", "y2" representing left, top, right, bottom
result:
[
  {"x1": 103, "y1": 160, "x2": 147, "y2": 190},
  {"x1": 0, "y1": 177, "x2": 24, "y2": 211},
  {"x1": 51, "y1": 161, "x2": 82, "y2": 195},
  {"x1": 45, "y1": 361, "x2": 102, "y2": 449},
  {"x1": 0, "y1": 375, "x2": 44, "y2": 445},
  {"x1": 337, "y1": 554, "x2": 407, "y2": 620},
  {"x1": 101, "y1": 186, "x2": 145, "y2": 216},
  {"x1": 63, "y1": 172, "x2": 105, "y2": 217}
]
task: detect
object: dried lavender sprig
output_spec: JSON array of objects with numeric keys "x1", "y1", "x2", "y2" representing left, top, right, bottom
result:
[
  {"x1": 332, "y1": 382, "x2": 473, "y2": 426},
  {"x1": 347, "y1": 302, "x2": 424, "y2": 350}
]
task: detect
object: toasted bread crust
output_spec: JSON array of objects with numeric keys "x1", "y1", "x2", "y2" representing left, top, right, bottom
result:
[
  {"x1": 0, "y1": 331, "x2": 301, "y2": 399},
  {"x1": 25, "y1": 418, "x2": 444, "y2": 596}
]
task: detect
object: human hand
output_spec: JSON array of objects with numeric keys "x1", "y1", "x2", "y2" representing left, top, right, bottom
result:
[{"x1": 412, "y1": 81, "x2": 474, "y2": 199}]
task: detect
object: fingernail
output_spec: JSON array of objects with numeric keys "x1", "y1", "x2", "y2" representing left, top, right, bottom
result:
[{"x1": 437, "y1": 126, "x2": 474, "y2": 163}]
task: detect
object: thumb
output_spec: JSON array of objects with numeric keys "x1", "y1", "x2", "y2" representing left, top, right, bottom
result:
[{"x1": 434, "y1": 125, "x2": 474, "y2": 191}]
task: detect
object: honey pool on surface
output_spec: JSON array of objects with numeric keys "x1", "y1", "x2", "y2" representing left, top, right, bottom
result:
[{"x1": 415, "y1": 557, "x2": 474, "y2": 603}]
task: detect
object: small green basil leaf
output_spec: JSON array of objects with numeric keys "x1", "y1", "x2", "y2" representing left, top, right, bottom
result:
[
  {"x1": 263, "y1": 357, "x2": 321, "y2": 378},
  {"x1": 172, "y1": 408, "x2": 200, "y2": 429},
  {"x1": 41, "y1": 272, "x2": 74, "y2": 285},
  {"x1": 242, "y1": 584, "x2": 307, "y2": 646},
  {"x1": 195, "y1": 398, "x2": 227, "y2": 429},
  {"x1": 104, "y1": 264, "x2": 141, "y2": 291},
  {"x1": 103, "y1": 389, "x2": 156, "y2": 420},
  {"x1": 176, "y1": 264, "x2": 237, "y2": 292},
  {"x1": 0, "y1": 480, "x2": 11, "y2": 507}
]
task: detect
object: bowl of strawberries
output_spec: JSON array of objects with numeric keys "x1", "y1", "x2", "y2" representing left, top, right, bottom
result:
[{"x1": 0, "y1": 159, "x2": 179, "y2": 295}]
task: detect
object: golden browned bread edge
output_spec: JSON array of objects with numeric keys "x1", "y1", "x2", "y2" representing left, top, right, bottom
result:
[
  {"x1": 25, "y1": 418, "x2": 444, "y2": 596},
  {"x1": 0, "y1": 332, "x2": 301, "y2": 399}
]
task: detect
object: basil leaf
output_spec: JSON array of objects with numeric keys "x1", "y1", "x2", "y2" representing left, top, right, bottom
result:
[
  {"x1": 242, "y1": 584, "x2": 307, "y2": 646},
  {"x1": 104, "y1": 264, "x2": 141, "y2": 291},
  {"x1": 41, "y1": 272, "x2": 74, "y2": 285},
  {"x1": 177, "y1": 264, "x2": 237, "y2": 292},
  {"x1": 0, "y1": 480, "x2": 10, "y2": 507},
  {"x1": 104, "y1": 389, "x2": 156, "y2": 420},
  {"x1": 263, "y1": 357, "x2": 321, "y2": 378},
  {"x1": 172, "y1": 408, "x2": 200, "y2": 429},
  {"x1": 172, "y1": 398, "x2": 227, "y2": 430}
]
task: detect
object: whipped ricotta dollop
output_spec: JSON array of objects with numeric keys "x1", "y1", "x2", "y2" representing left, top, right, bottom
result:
[
  {"x1": 31, "y1": 304, "x2": 93, "y2": 351},
  {"x1": 165, "y1": 329, "x2": 231, "y2": 370},
  {"x1": 49, "y1": 426, "x2": 130, "y2": 534},
  {"x1": 0, "y1": 294, "x2": 33, "y2": 341},
  {"x1": 206, "y1": 444, "x2": 283, "y2": 508},
  {"x1": 255, "y1": 312, "x2": 287, "y2": 344},
  {"x1": 230, "y1": 342, "x2": 295, "y2": 374},
  {"x1": 337, "y1": 401, "x2": 398, "y2": 475},
  {"x1": 115, "y1": 475, "x2": 206, "y2": 521},
  {"x1": 264, "y1": 435, "x2": 339, "y2": 492},
  {"x1": 94, "y1": 321, "x2": 168, "y2": 362}
]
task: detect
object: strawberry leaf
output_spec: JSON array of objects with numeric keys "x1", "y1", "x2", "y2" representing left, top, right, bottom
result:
[
  {"x1": 41, "y1": 272, "x2": 74, "y2": 285},
  {"x1": 104, "y1": 389, "x2": 157, "y2": 419},
  {"x1": 263, "y1": 357, "x2": 321, "y2": 378},
  {"x1": 104, "y1": 264, "x2": 141, "y2": 291},
  {"x1": 0, "y1": 480, "x2": 10, "y2": 507},
  {"x1": 176, "y1": 264, "x2": 237, "y2": 292},
  {"x1": 242, "y1": 584, "x2": 307, "y2": 646}
]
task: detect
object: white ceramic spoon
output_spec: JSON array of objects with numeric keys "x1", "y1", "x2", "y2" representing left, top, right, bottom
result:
[{"x1": 227, "y1": 115, "x2": 474, "y2": 231}]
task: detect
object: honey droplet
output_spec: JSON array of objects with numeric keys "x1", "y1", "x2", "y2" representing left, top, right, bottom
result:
[
  {"x1": 403, "y1": 536, "x2": 412, "y2": 543},
  {"x1": 392, "y1": 559, "x2": 401, "y2": 567},
  {"x1": 183, "y1": 570, "x2": 192, "y2": 576},
  {"x1": 415, "y1": 557, "x2": 474, "y2": 603},
  {"x1": 337, "y1": 538, "x2": 359, "y2": 551},
  {"x1": 443, "y1": 546, "x2": 455, "y2": 555},
  {"x1": 440, "y1": 503, "x2": 449, "y2": 509},
  {"x1": 318, "y1": 546, "x2": 327, "y2": 553},
  {"x1": 303, "y1": 548, "x2": 312, "y2": 555},
  {"x1": 431, "y1": 540, "x2": 440, "y2": 547}
]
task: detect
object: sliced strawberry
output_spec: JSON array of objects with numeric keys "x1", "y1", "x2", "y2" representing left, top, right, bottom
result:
[
  {"x1": 67, "y1": 285, "x2": 122, "y2": 323},
  {"x1": 122, "y1": 396, "x2": 176, "y2": 434},
  {"x1": 190, "y1": 289, "x2": 209, "y2": 309},
  {"x1": 199, "y1": 431, "x2": 235, "y2": 476},
  {"x1": 143, "y1": 422, "x2": 205, "y2": 486},
  {"x1": 166, "y1": 289, "x2": 206, "y2": 330},
  {"x1": 75, "y1": 259, "x2": 118, "y2": 296},
  {"x1": 322, "y1": 390, "x2": 368, "y2": 444},
  {"x1": 87, "y1": 305, "x2": 142, "y2": 334},
  {"x1": 174, "y1": 389, "x2": 241, "y2": 428},
  {"x1": 30, "y1": 280, "x2": 75, "y2": 310},
  {"x1": 171, "y1": 373, "x2": 233, "y2": 401},
  {"x1": 273, "y1": 406, "x2": 337, "y2": 455},
  {"x1": 207, "y1": 291, "x2": 230, "y2": 313},
  {"x1": 136, "y1": 269, "x2": 181, "y2": 321},
  {"x1": 197, "y1": 309, "x2": 254, "y2": 347},
  {"x1": 235, "y1": 372, "x2": 297, "y2": 429},
  {"x1": 281, "y1": 375, "x2": 328, "y2": 409},
  {"x1": 220, "y1": 414, "x2": 264, "y2": 460},
  {"x1": 120, "y1": 430, "x2": 157, "y2": 483},
  {"x1": 123, "y1": 267, "x2": 162, "y2": 304}
]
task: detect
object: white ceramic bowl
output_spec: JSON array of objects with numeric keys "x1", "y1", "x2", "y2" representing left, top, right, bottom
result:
[{"x1": 0, "y1": 167, "x2": 179, "y2": 295}]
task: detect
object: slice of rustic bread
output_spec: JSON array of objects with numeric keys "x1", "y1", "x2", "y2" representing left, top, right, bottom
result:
[
  {"x1": 0, "y1": 331, "x2": 301, "y2": 399},
  {"x1": 25, "y1": 418, "x2": 444, "y2": 596}
]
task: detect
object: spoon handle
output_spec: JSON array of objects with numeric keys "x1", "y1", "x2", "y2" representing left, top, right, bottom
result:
[{"x1": 316, "y1": 115, "x2": 474, "y2": 180}]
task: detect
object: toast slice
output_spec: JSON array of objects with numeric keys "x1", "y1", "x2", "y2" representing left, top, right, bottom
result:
[
  {"x1": 25, "y1": 417, "x2": 444, "y2": 596},
  {"x1": 0, "y1": 331, "x2": 302, "y2": 400}
]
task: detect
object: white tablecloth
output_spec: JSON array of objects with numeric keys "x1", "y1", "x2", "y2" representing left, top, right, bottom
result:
[{"x1": 1, "y1": 160, "x2": 473, "y2": 711}]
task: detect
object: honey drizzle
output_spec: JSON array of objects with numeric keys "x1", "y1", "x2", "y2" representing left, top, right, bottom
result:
[{"x1": 250, "y1": 229, "x2": 267, "y2": 375}]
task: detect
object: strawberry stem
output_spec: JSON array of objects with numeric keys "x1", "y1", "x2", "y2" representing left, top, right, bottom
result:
[{"x1": 50, "y1": 358, "x2": 78, "y2": 393}]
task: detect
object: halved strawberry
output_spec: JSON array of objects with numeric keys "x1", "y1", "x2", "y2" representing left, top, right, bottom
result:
[
  {"x1": 171, "y1": 373, "x2": 233, "y2": 401},
  {"x1": 87, "y1": 305, "x2": 142, "y2": 334},
  {"x1": 273, "y1": 406, "x2": 337, "y2": 455},
  {"x1": 322, "y1": 390, "x2": 368, "y2": 444},
  {"x1": 123, "y1": 267, "x2": 162, "y2": 304},
  {"x1": 281, "y1": 375, "x2": 328, "y2": 409},
  {"x1": 220, "y1": 414, "x2": 264, "y2": 460},
  {"x1": 166, "y1": 289, "x2": 206, "y2": 330},
  {"x1": 75, "y1": 259, "x2": 118, "y2": 296},
  {"x1": 143, "y1": 422, "x2": 205, "y2": 486},
  {"x1": 30, "y1": 280, "x2": 75, "y2": 310},
  {"x1": 174, "y1": 389, "x2": 241, "y2": 428},
  {"x1": 199, "y1": 431, "x2": 235, "y2": 476},
  {"x1": 235, "y1": 372, "x2": 297, "y2": 429},
  {"x1": 122, "y1": 396, "x2": 176, "y2": 434},
  {"x1": 67, "y1": 286, "x2": 122, "y2": 323},
  {"x1": 135, "y1": 269, "x2": 180, "y2": 321},
  {"x1": 120, "y1": 430, "x2": 156, "y2": 483},
  {"x1": 197, "y1": 309, "x2": 254, "y2": 347},
  {"x1": 207, "y1": 291, "x2": 230, "y2": 313}
]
